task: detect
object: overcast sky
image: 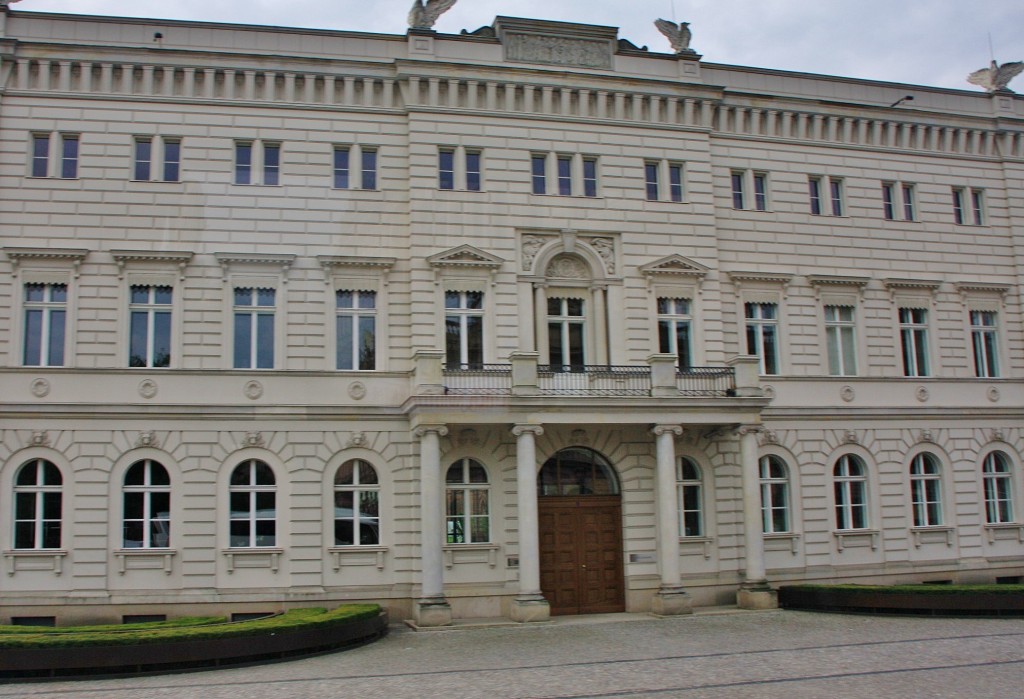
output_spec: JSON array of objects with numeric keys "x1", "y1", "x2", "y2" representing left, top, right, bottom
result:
[{"x1": 12, "y1": 0, "x2": 1024, "y2": 91}]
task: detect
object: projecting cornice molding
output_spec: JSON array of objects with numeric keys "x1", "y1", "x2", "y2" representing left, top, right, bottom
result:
[
  {"x1": 427, "y1": 244, "x2": 504, "y2": 270},
  {"x1": 954, "y1": 281, "x2": 1010, "y2": 296},
  {"x1": 111, "y1": 249, "x2": 193, "y2": 280},
  {"x1": 883, "y1": 278, "x2": 942, "y2": 291},
  {"x1": 726, "y1": 271, "x2": 793, "y2": 294},
  {"x1": 213, "y1": 252, "x2": 296, "y2": 283},
  {"x1": 4, "y1": 247, "x2": 88, "y2": 277},
  {"x1": 808, "y1": 274, "x2": 870, "y2": 301}
]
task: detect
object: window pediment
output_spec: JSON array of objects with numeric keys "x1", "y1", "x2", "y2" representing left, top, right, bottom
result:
[
  {"x1": 427, "y1": 245, "x2": 504, "y2": 270},
  {"x1": 639, "y1": 255, "x2": 709, "y2": 279},
  {"x1": 112, "y1": 249, "x2": 193, "y2": 280},
  {"x1": 5, "y1": 247, "x2": 89, "y2": 278}
]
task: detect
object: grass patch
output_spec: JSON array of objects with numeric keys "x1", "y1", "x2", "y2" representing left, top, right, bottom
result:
[{"x1": 0, "y1": 605, "x2": 380, "y2": 649}]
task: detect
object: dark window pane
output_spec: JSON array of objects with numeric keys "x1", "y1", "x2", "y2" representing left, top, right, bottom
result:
[
  {"x1": 256, "y1": 314, "x2": 274, "y2": 368},
  {"x1": 23, "y1": 309, "x2": 42, "y2": 365},
  {"x1": 358, "y1": 315, "x2": 375, "y2": 370},
  {"x1": 334, "y1": 519, "x2": 354, "y2": 546},
  {"x1": 152, "y1": 311, "x2": 171, "y2": 367},
  {"x1": 337, "y1": 316, "x2": 354, "y2": 370},
  {"x1": 253, "y1": 461, "x2": 275, "y2": 485}
]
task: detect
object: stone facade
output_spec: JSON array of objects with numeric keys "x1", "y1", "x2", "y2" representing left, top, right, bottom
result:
[{"x1": 0, "y1": 8, "x2": 1022, "y2": 625}]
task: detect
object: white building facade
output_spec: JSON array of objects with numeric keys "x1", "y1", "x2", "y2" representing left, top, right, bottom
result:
[{"x1": 0, "y1": 7, "x2": 1022, "y2": 626}]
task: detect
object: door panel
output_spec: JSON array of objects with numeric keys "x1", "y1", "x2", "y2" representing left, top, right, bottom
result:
[{"x1": 539, "y1": 496, "x2": 624, "y2": 615}]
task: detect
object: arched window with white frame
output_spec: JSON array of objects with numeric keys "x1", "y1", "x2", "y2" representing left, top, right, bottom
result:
[
  {"x1": 676, "y1": 456, "x2": 703, "y2": 537},
  {"x1": 445, "y1": 458, "x2": 489, "y2": 544},
  {"x1": 333, "y1": 459, "x2": 380, "y2": 546},
  {"x1": 910, "y1": 453, "x2": 943, "y2": 527},
  {"x1": 123, "y1": 459, "x2": 171, "y2": 548},
  {"x1": 13, "y1": 459, "x2": 63, "y2": 550},
  {"x1": 229, "y1": 459, "x2": 276, "y2": 547},
  {"x1": 834, "y1": 454, "x2": 869, "y2": 530},
  {"x1": 982, "y1": 451, "x2": 1014, "y2": 524},
  {"x1": 759, "y1": 455, "x2": 790, "y2": 533}
]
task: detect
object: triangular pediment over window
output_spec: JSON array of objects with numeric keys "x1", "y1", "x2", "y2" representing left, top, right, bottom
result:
[
  {"x1": 427, "y1": 245, "x2": 504, "y2": 270},
  {"x1": 638, "y1": 254, "x2": 709, "y2": 279}
]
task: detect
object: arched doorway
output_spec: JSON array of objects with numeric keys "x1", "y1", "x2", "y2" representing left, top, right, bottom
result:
[{"x1": 537, "y1": 447, "x2": 625, "y2": 615}]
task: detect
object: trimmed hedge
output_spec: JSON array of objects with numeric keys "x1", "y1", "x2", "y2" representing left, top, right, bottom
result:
[
  {"x1": 779, "y1": 584, "x2": 1024, "y2": 616},
  {"x1": 0, "y1": 605, "x2": 380, "y2": 649},
  {"x1": 783, "y1": 584, "x2": 1024, "y2": 595},
  {"x1": 0, "y1": 616, "x2": 225, "y2": 636}
]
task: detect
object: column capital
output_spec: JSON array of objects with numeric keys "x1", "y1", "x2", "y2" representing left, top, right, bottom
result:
[
  {"x1": 414, "y1": 424, "x2": 449, "y2": 439},
  {"x1": 512, "y1": 424, "x2": 544, "y2": 438},
  {"x1": 734, "y1": 424, "x2": 762, "y2": 437},
  {"x1": 651, "y1": 424, "x2": 683, "y2": 438}
]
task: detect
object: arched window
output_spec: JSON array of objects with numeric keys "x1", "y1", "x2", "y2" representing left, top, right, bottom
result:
[
  {"x1": 910, "y1": 453, "x2": 943, "y2": 527},
  {"x1": 229, "y1": 459, "x2": 276, "y2": 547},
  {"x1": 982, "y1": 452, "x2": 1014, "y2": 524},
  {"x1": 445, "y1": 458, "x2": 489, "y2": 544},
  {"x1": 759, "y1": 456, "x2": 790, "y2": 533},
  {"x1": 538, "y1": 447, "x2": 619, "y2": 496},
  {"x1": 676, "y1": 457, "x2": 703, "y2": 537},
  {"x1": 334, "y1": 459, "x2": 380, "y2": 546},
  {"x1": 123, "y1": 459, "x2": 170, "y2": 548},
  {"x1": 13, "y1": 459, "x2": 63, "y2": 550},
  {"x1": 834, "y1": 454, "x2": 868, "y2": 530}
]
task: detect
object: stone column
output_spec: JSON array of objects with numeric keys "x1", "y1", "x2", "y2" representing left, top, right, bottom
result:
[
  {"x1": 414, "y1": 425, "x2": 452, "y2": 626},
  {"x1": 736, "y1": 425, "x2": 777, "y2": 609},
  {"x1": 651, "y1": 425, "x2": 692, "y2": 615},
  {"x1": 510, "y1": 424, "x2": 550, "y2": 622}
]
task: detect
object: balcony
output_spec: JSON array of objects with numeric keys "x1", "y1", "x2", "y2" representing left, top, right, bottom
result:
[{"x1": 416, "y1": 352, "x2": 760, "y2": 399}]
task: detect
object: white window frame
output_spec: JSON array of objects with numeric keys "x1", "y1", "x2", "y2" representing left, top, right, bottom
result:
[
  {"x1": 128, "y1": 284, "x2": 174, "y2": 369},
  {"x1": 336, "y1": 289, "x2": 376, "y2": 371},
  {"x1": 228, "y1": 459, "x2": 277, "y2": 548},
  {"x1": 759, "y1": 455, "x2": 791, "y2": 534},
  {"x1": 122, "y1": 459, "x2": 171, "y2": 549},
  {"x1": 676, "y1": 456, "x2": 704, "y2": 538},
  {"x1": 982, "y1": 451, "x2": 1015, "y2": 525},
  {"x1": 445, "y1": 458, "x2": 490, "y2": 544},
  {"x1": 970, "y1": 309, "x2": 1000, "y2": 378},
  {"x1": 531, "y1": 152, "x2": 598, "y2": 197},
  {"x1": 645, "y1": 160, "x2": 685, "y2": 202},
  {"x1": 333, "y1": 459, "x2": 381, "y2": 546},
  {"x1": 233, "y1": 139, "x2": 281, "y2": 186},
  {"x1": 833, "y1": 454, "x2": 869, "y2": 530},
  {"x1": 657, "y1": 297, "x2": 693, "y2": 370},
  {"x1": 898, "y1": 307, "x2": 930, "y2": 376},
  {"x1": 12, "y1": 459, "x2": 63, "y2": 550},
  {"x1": 910, "y1": 453, "x2": 944, "y2": 528},
  {"x1": 824, "y1": 304, "x2": 857, "y2": 376},
  {"x1": 28, "y1": 132, "x2": 80, "y2": 179},
  {"x1": 445, "y1": 290, "x2": 484, "y2": 369},
  {"x1": 133, "y1": 135, "x2": 181, "y2": 183},
  {"x1": 232, "y1": 286, "x2": 276, "y2": 370},
  {"x1": 546, "y1": 295, "x2": 587, "y2": 370},
  {"x1": 745, "y1": 301, "x2": 780, "y2": 375},
  {"x1": 22, "y1": 281, "x2": 68, "y2": 367}
]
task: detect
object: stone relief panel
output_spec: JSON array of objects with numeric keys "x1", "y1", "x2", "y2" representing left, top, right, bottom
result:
[
  {"x1": 504, "y1": 33, "x2": 612, "y2": 69},
  {"x1": 545, "y1": 254, "x2": 590, "y2": 280}
]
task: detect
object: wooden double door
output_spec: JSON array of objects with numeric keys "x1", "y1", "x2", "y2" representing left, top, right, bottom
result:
[{"x1": 538, "y1": 495, "x2": 625, "y2": 615}]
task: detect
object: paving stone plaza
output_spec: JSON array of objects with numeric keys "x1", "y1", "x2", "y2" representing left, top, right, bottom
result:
[{"x1": 2, "y1": 610, "x2": 1022, "y2": 698}]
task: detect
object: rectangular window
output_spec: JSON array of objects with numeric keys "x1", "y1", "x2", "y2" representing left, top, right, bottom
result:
[
  {"x1": 547, "y1": 297, "x2": 586, "y2": 371},
  {"x1": 531, "y1": 154, "x2": 547, "y2": 194},
  {"x1": 644, "y1": 162, "x2": 659, "y2": 201},
  {"x1": 899, "y1": 308, "x2": 929, "y2": 377},
  {"x1": 438, "y1": 149, "x2": 455, "y2": 190},
  {"x1": 262, "y1": 143, "x2": 280, "y2": 186},
  {"x1": 129, "y1": 285, "x2": 172, "y2": 368},
  {"x1": 163, "y1": 139, "x2": 181, "y2": 182},
  {"x1": 970, "y1": 310, "x2": 999, "y2": 378},
  {"x1": 133, "y1": 138, "x2": 152, "y2": 181},
  {"x1": 445, "y1": 291, "x2": 484, "y2": 369},
  {"x1": 825, "y1": 305, "x2": 857, "y2": 376},
  {"x1": 668, "y1": 164, "x2": 684, "y2": 202},
  {"x1": 809, "y1": 176, "x2": 822, "y2": 215},
  {"x1": 753, "y1": 173, "x2": 768, "y2": 211},
  {"x1": 902, "y1": 184, "x2": 915, "y2": 220},
  {"x1": 657, "y1": 297, "x2": 692, "y2": 370},
  {"x1": 882, "y1": 183, "x2": 896, "y2": 220},
  {"x1": 23, "y1": 283, "x2": 67, "y2": 367},
  {"x1": 60, "y1": 134, "x2": 79, "y2": 179},
  {"x1": 582, "y1": 157, "x2": 598, "y2": 197},
  {"x1": 745, "y1": 302, "x2": 779, "y2": 375},
  {"x1": 557, "y1": 155, "x2": 572, "y2": 196},
  {"x1": 466, "y1": 150, "x2": 482, "y2": 192},
  {"x1": 234, "y1": 142, "x2": 253, "y2": 185},
  {"x1": 233, "y1": 288, "x2": 275, "y2": 369},
  {"x1": 31, "y1": 134, "x2": 49, "y2": 177},
  {"x1": 952, "y1": 188, "x2": 965, "y2": 224},
  {"x1": 336, "y1": 290, "x2": 376, "y2": 371},
  {"x1": 829, "y1": 177, "x2": 843, "y2": 216},
  {"x1": 971, "y1": 189, "x2": 985, "y2": 225},
  {"x1": 360, "y1": 148, "x2": 377, "y2": 190},
  {"x1": 333, "y1": 146, "x2": 350, "y2": 189},
  {"x1": 731, "y1": 172, "x2": 745, "y2": 209}
]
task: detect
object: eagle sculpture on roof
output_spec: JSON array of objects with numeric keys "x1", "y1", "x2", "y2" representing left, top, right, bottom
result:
[
  {"x1": 967, "y1": 60, "x2": 1024, "y2": 93},
  {"x1": 654, "y1": 18, "x2": 692, "y2": 54},
  {"x1": 408, "y1": 0, "x2": 457, "y2": 31}
]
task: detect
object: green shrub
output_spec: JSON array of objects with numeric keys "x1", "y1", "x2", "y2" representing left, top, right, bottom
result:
[
  {"x1": 0, "y1": 605, "x2": 381, "y2": 649},
  {"x1": 0, "y1": 616, "x2": 225, "y2": 635}
]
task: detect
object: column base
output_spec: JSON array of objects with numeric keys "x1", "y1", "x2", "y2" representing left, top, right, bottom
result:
[
  {"x1": 736, "y1": 584, "x2": 778, "y2": 610},
  {"x1": 413, "y1": 598, "x2": 452, "y2": 627},
  {"x1": 509, "y1": 595, "x2": 550, "y2": 623},
  {"x1": 651, "y1": 586, "x2": 694, "y2": 616}
]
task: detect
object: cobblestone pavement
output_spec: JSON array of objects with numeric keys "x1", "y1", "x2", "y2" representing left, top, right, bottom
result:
[{"x1": 2, "y1": 610, "x2": 1022, "y2": 699}]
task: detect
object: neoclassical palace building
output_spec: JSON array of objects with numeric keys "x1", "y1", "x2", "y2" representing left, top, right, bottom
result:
[{"x1": 0, "y1": 5, "x2": 1022, "y2": 626}]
